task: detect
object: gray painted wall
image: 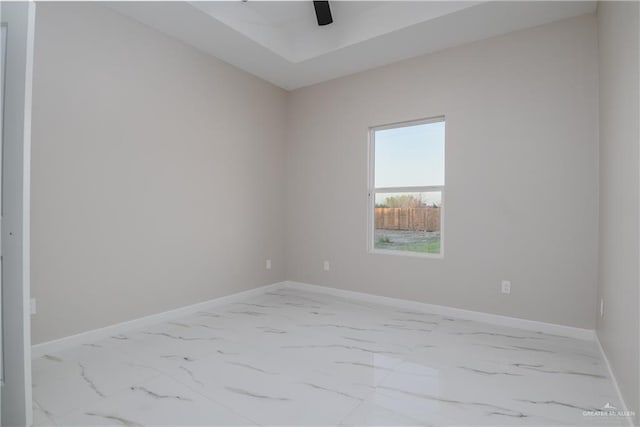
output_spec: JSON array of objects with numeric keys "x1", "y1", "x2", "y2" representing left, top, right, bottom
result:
[
  {"x1": 31, "y1": 3, "x2": 287, "y2": 344},
  {"x1": 30, "y1": 3, "x2": 618, "y2": 350},
  {"x1": 285, "y1": 15, "x2": 600, "y2": 329},
  {"x1": 597, "y1": 1, "x2": 640, "y2": 417}
]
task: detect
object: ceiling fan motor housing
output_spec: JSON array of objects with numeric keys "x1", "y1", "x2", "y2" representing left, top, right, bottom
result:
[{"x1": 313, "y1": 1, "x2": 333, "y2": 26}]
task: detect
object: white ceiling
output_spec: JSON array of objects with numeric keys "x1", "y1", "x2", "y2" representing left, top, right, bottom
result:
[
  {"x1": 190, "y1": 1, "x2": 482, "y2": 63},
  {"x1": 107, "y1": 1, "x2": 597, "y2": 90}
]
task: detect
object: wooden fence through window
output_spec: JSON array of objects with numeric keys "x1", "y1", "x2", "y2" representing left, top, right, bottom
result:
[{"x1": 374, "y1": 207, "x2": 441, "y2": 232}]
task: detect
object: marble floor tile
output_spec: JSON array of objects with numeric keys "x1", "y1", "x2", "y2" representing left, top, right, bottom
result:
[
  {"x1": 54, "y1": 376, "x2": 256, "y2": 426},
  {"x1": 32, "y1": 287, "x2": 630, "y2": 426}
]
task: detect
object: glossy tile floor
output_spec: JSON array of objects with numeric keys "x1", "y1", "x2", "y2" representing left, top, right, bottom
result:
[{"x1": 33, "y1": 287, "x2": 628, "y2": 426}]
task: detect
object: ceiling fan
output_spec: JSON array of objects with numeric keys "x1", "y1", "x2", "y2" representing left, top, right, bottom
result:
[
  {"x1": 313, "y1": 1, "x2": 333, "y2": 26},
  {"x1": 240, "y1": 0, "x2": 333, "y2": 27}
]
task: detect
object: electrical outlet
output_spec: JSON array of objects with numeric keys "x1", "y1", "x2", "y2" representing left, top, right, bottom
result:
[
  {"x1": 323, "y1": 261, "x2": 330, "y2": 271},
  {"x1": 501, "y1": 280, "x2": 511, "y2": 294},
  {"x1": 600, "y1": 299, "x2": 604, "y2": 317},
  {"x1": 30, "y1": 298, "x2": 37, "y2": 315},
  {"x1": 266, "y1": 259, "x2": 272, "y2": 270}
]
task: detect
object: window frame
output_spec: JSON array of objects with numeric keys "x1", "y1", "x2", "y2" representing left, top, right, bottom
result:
[{"x1": 367, "y1": 116, "x2": 445, "y2": 259}]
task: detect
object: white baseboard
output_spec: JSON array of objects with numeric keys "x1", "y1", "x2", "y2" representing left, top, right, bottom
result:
[
  {"x1": 32, "y1": 279, "x2": 596, "y2": 359},
  {"x1": 595, "y1": 334, "x2": 635, "y2": 427},
  {"x1": 281, "y1": 281, "x2": 596, "y2": 341},
  {"x1": 34, "y1": 278, "x2": 628, "y2": 422},
  {"x1": 31, "y1": 282, "x2": 287, "y2": 358}
]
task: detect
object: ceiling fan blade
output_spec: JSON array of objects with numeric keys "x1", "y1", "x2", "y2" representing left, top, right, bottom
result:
[{"x1": 313, "y1": 1, "x2": 333, "y2": 26}]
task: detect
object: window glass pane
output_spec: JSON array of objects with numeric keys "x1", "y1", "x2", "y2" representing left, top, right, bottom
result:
[
  {"x1": 374, "y1": 120, "x2": 445, "y2": 188},
  {"x1": 374, "y1": 191, "x2": 442, "y2": 254}
]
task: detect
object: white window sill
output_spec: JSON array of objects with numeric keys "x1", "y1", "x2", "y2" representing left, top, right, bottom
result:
[{"x1": 369, "y1": 249, "x2": 444, "y2": 259}]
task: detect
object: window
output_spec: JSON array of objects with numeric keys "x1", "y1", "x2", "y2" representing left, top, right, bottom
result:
[{"x1": 368, "y1": 117, "x2": 445, "y2": 257}]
